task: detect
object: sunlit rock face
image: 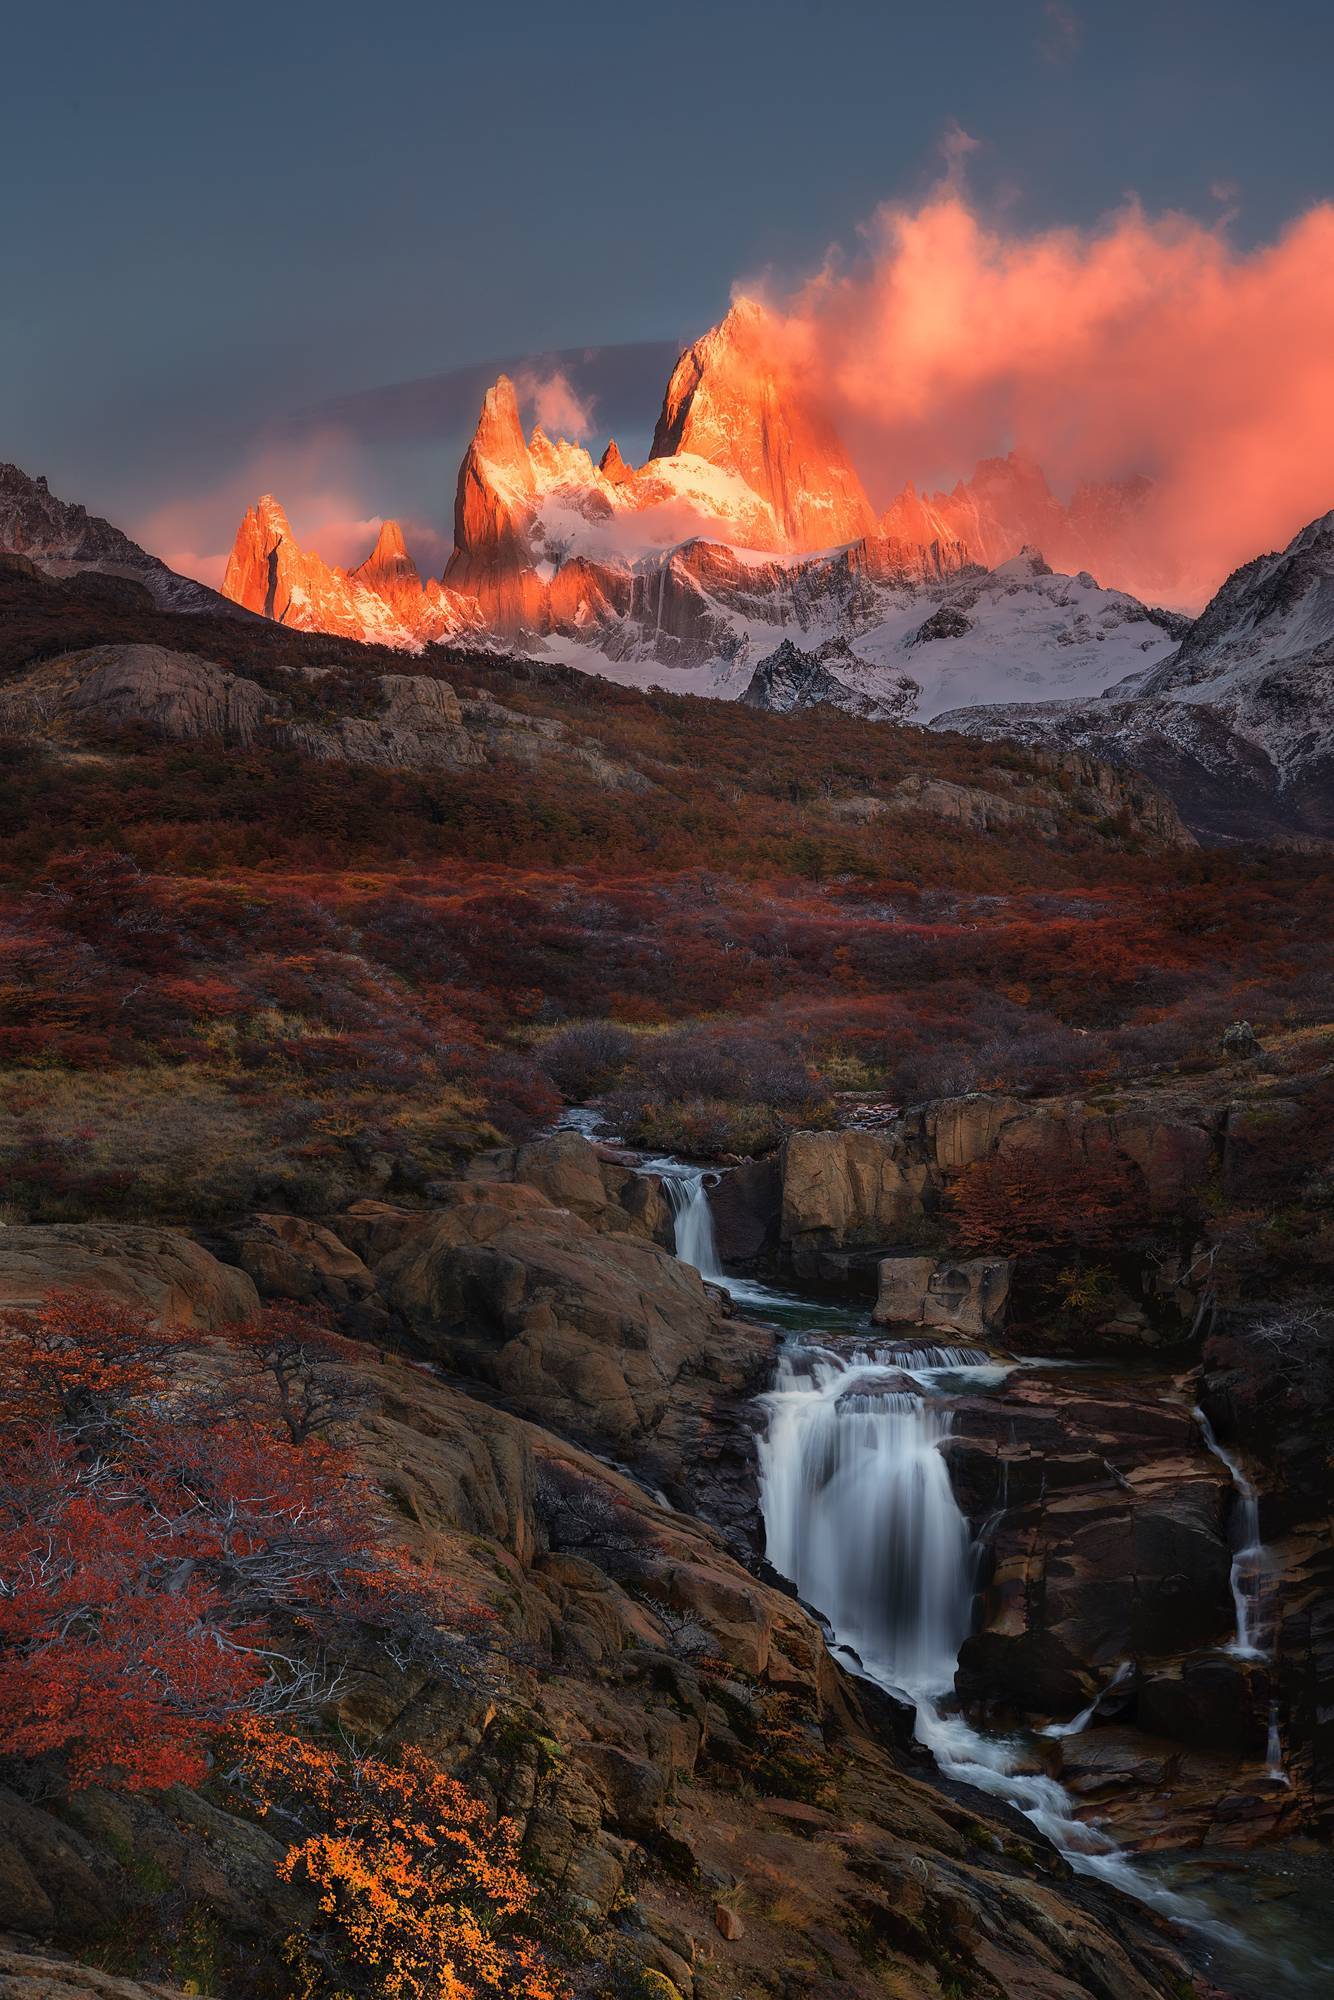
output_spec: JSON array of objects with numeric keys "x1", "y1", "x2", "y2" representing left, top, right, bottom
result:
[
  {"x1": 223, "y1": 495, "x2": 477, "y2": 648},
  {"x1": 648, "y1": 296, "x2": 878, "y2": 551},
  {"x1": 351, "y1": 518, "x2": 422, "y2": 621},
  {"x1": 216, "y1": 303, "x2": 1183, "y2": 706}
]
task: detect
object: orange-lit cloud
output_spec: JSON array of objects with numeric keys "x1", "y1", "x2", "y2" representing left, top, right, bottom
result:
[
  {"x1": 758, "y1": 184, "x2": 1334, "y2": 604},
  {"x1": 514, "y1": 366, "x2": 595, "y2": 439}
]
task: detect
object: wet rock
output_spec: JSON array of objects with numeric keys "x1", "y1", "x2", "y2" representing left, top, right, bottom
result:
[
  {"x1": 707, "y1": 1156, "x2": 782, "y2": 1265},
  {"x1": 1137, "y1": 1655, "x2": 1269, "y2": 1756},
  {"x1": 873, "y1": 1254, "x2": 1012, "y2": 1337}
]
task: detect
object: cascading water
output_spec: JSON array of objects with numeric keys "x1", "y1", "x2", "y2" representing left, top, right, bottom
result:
[
  {"x1": 1039, "y1": 1660, "x2": 1134, "y2": 1739},
  {"x1": 758, "y1": 1339, "x2": 1216, "y2": 1926},
  {"x1": 1193, "y1": 1407, "x2": 1272, "y2": 1660},
  {"x1": 634, "y1": 1158, "x2": 1237, "y2": 1944},
  {"x1": 641, "y1": 1158, "x2": 724, "y2": 1281},
  {"x1": 758, "y1": 1348, "x2": 973, "y2": 1691}
]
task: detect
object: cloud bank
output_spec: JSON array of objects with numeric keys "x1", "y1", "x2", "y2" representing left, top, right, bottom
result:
[{"x1": 760, "y1": 185, "x2": 1334, "y2": 604}]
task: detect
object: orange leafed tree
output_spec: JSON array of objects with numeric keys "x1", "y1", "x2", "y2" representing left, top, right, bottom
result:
[
  {"x1": 949, "y1": 1148, "x2": 1151, "y2": 1258},
  {"x1": 0, "y1": 1290, "x2": 471, "y2": 1791},
  {"x1": 238, "y1": 1719, "x2": 563, "y2": 2000}
]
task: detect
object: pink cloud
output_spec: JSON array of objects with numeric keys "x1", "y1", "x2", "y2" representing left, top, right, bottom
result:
[
  {"x1": 759, "y1": 181, "x2": 1334, "y2": 604},
  {"x1": 514, "y1": 366, "x2": 596, "y2": 439}
]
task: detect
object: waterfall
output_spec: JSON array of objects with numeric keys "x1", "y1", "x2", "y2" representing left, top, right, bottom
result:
[
  {"x1": 1193, "y1": 1407, "x2": 1271, "y2": 1660},
  {"x1": 1266, "y1": 1702, "x2": 1290, "y2": 1787},
  {"x1": 758, "y1": 1348, "x2": 973, "y2": 1691},
  {"x1": 758, "y1": 1340, "x2": 1216, "y2": 1929},
  {"x1": 641, "y1": 1158, "x2": 723, "y2": 1282}
]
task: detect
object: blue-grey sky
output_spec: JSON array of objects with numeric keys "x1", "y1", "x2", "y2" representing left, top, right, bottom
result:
[{"x1": 4, "y1": 0, "x2": 1332, "y2": 571}]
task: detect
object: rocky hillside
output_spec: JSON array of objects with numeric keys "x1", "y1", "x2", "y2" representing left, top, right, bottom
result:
[
  {"x1": 0, "y1": 552, "x2": 1193, "y2": 855},
  {"x1": 0, "y1": 464, "x2": 244, "y2": 618},
  {"x1": 934, "y1": 510, "x2": 1334, "y2": 841},
  {"x1": 0, "y1": 1154, "x2": 1207, "y2": 2000}
]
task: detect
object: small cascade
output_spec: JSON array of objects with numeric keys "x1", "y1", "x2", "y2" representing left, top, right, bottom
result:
[
  {"x1": 1194, "y1": 1407, "x2": 1273, "y2": 1660},
  {"x1": 1266, "y1": 1702, "x2": 1291, "y2": 1787},
  {"x1": 1039, "y1": 1660, "x2": 1134, "y2": 1739},
  {"x1": 873, "y1": 1340, "x2": 1014, "y2": 1388},
  {"x1": 640, "y1": 1157, "x2": 724, "y2": 1281}
]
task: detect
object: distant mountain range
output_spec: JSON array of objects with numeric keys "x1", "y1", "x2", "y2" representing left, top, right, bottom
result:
[
  {"x1": 3, "y1": 298, "x2": 1330, "y2": 841},
  {"x1": 933, "y1": 509, "x2": 1334, "y2": 841},
  {"x1": 215, "y1": 297, "x2": 1192, "y2": 719}
]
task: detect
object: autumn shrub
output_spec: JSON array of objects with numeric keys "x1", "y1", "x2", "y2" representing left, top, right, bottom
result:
[
  {"x1": 949, "y1": 1150, "x2": 1153, "y2": 1259},
  {"x1": 0, "y1": 1291, "x2": 473, "y2": 1792},
  {"x1": 235, "y1": 1719, "x2": 564, "y2": 2000},
  {"x1": 615, "y1": 1094, "x2": 810, "y2": 1159},
  {"x1": 537, "y1": 1020, "x2": 634, "y2": 1099}
]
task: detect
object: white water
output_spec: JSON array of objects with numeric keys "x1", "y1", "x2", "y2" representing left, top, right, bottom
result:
[
  {"x1": 1193, "y1": 1407, "x2": 1271, "y2": 1660},
  {"x1": 758, "y1": 1340, "x2": 1219, "y2": 1927},
  {"x1": 634, "y1": 1158, "x2": 1246, "y2": 1946},
  {"x1": 759, "y1": 1349, "x2": 974, "y2": 1691},
  {"x1": 1266, "y1": 1703, "x2": 1290, "y2": 1787},
  {"x1": 640, "y1": 1157, "x2": 724, "y2": 1281},
  {"x1": 1039, "y1": 1660, "x2": 1135, "y2": 1739}
]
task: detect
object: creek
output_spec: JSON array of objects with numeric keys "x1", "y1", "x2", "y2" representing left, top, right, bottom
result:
[{"x1": 645, "y1": 1159, "x2": 1331, "y2": 1997}]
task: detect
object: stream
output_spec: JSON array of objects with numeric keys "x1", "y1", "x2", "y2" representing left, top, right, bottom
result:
[{"x1": 641, "y1": 1153, "x2": 1333, "y2": 1998}]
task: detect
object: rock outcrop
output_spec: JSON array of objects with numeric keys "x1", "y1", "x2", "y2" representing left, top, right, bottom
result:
[
  {"x1": 0, "y1": 643, "x2": 646, "y2": 787},
  {"x1": 369, "y1": 1177, "x2": 767, "y2": 1478},
  {"x1": 0, "y1": 1224, "x2": 257, "y2": 1328},
  {"x1": 873, "y1": 1255, "x2": 1013, "y2": 1338}
]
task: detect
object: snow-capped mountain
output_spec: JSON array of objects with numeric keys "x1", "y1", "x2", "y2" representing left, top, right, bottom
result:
[
  {"x1": 219, "y1": 298, "x2": 1185, "y2": 719},
  {"x1": 740, "y1": 637, "x2": 919, "y2": 721},
  {"x1": 1, "y1": 462, "x2": 243, "y2": 616},
  {"x1": 933, "y1": 510, "x2": 1334, "y2": 840}
]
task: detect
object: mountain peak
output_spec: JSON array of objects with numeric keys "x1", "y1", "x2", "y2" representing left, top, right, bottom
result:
[
  {"x1": 599, "y1": 438, "x2": 633, "y2": 485},
  {"x1": 352, "y1": 519, "x2": 420, "y2": 608},
  {"x1": 648, "y1": 301, "x2": 876, "y2": 551},
  {"x1": 0, "y1": 460, "x2": 238, "y2": 615}
]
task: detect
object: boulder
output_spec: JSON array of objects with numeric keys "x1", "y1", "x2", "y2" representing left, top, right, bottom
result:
[
  {"x1": 0, "y1": 1225, "x2": 257, "y2": 1329},
  {"x1": 221, "y1": 1212, "x2": 378, "y2": 1307},
  {"x1": 467, "y1": 1132, "x2": 674, "y2": 1245},
  {"x1": 373, "y1": 1179, "x2": 767, "y2": 1458},
  {"x1": 873, "y1": 1255, "x2": 1012, "y2": 1338}
]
